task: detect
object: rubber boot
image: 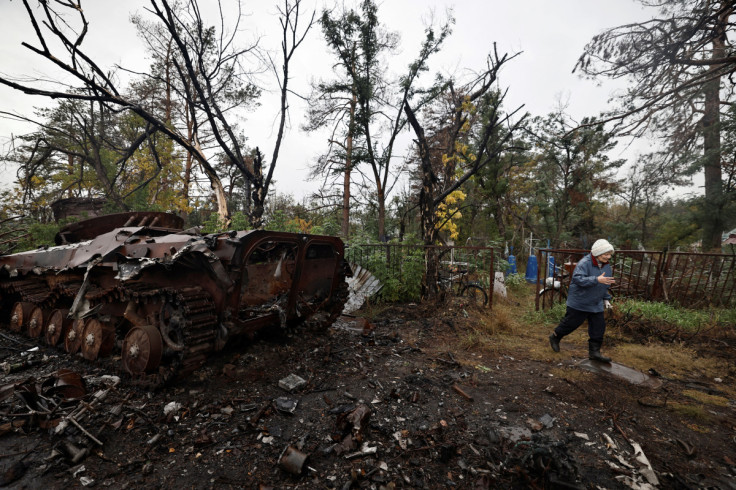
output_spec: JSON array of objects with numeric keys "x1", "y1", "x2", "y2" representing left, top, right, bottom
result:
[
  {"x1": 549, "y1": 333, "x2": 561, "y2": 353},
  {"x1": 588, "y1": 340, "x2": 611, "y2": 363}
]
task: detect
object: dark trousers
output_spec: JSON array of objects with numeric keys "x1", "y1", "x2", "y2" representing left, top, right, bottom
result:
[{"x1": 554, "y1": 306, "x2": 606, "y2": 344}]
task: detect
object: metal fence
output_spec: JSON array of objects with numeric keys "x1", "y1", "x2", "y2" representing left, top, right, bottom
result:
[
  {"x1": 536, "y1": 248, "x2": 736, "y2": 310},
  {"x1": 345, "y1": 243, "x2": 496, "y2": 308}
]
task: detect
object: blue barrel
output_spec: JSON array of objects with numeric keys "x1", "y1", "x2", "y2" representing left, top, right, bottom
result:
[
  {"x1": 525, "y1": 255, "x2": 538, "y2": 283},
  {"x1": 547, "y1": 255, "x2": 555, "y2": 277},
  {"x1": 507, "y1": 254, "x2": 517, "y2": 274}
]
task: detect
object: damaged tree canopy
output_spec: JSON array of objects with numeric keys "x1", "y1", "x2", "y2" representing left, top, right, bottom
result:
[{"x1": 0, "y1": 212, "x2": 350, "y2": 387}]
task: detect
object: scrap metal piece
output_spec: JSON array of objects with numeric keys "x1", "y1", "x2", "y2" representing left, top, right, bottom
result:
[
  {"x1": 278, "y1": 445, "x2": 309, "y2": 475},
  {"x1": 273, "y1": 397, "x2": 299, "y2": 415},
  {"x1": 342, "y1": 264, "x2": 382, "y2": 314}
]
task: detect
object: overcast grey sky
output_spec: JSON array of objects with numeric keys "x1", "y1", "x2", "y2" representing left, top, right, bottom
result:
[{"x1": 0, "y1": 0, "x2": 655, "y2": 200}]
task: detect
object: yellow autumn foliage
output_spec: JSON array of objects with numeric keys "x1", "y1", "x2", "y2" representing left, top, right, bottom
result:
[
  {"x1": 436, "y1": 189, "x2": 466, "y2": 241},
  {"x1": 289, "y1": 217, "x2": 313, "y2": 234}
]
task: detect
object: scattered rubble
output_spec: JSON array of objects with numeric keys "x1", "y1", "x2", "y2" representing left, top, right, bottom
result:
[{"x1": 0, "y1": 302, "x2": 734, "y2": 488}]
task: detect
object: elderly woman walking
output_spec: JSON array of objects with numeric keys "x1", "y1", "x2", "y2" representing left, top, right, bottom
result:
[{"x1": 548, "y1": 239, "x2": 616, "y2": 362}]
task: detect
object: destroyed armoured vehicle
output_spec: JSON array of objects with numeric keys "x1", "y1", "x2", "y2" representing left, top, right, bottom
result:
[{"x1": 0, "y1": 212, "x2": 350, "y2": 386}]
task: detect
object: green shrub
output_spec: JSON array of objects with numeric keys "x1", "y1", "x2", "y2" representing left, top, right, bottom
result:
[
  {"x1": 526, "y1": 301, "x2": 566, "y2": 325},
  {"x1": 229, "y1": 212, "x2": 250, "y2": 231},
  {"x1": 504, "y1": 272, "x2": 526, "y2": 291},
  {"x1": 264, "y1": 209, "x2": 302, "y2": 233},
  {"x1": 347, "y1": 235, "x2": 424, "y2": 303},
  {"x1": 201, "y1": 213, "x2": 226, "y2": 234},
  {"x1": 617, "y1": 299, "x2": 736, "y2": 331},
  {"x1": 9, "y1": 220, "x2": 62, "y2": 253}
]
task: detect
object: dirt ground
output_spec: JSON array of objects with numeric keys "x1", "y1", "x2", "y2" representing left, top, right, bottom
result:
[{"x1": 1, "y1": 299, "x2": 735, "y2": 489}]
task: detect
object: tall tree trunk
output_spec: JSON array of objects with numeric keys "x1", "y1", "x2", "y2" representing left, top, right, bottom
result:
[
  {"x1": 702, "y1": 82, "x2": 722, "y2": 250},
  {"x1": 701, "y1": 20, "x2": 726, "y2": 251},
  {"x1": 420, "y1": 182, "x2": 439, "y2": 298},
  {"x1": 377, "y1": 189, "x2": 386, "y2": 241},
  {"x1": 249, "y1": 149, "x2": 266, "y2": 229},
  {"x1": 342, "y1": 149, "x2": 352, "y2": 238},
  {"x1": 67, "y1": 154, "x2": 75, "y2": 198},
  {"x1": 182, "y1": 106, "x2": 194, "y2": 207},
  {"x1": 492, "y1": 199, "x2": 507, "y2": 239},
  {"x1": 244, "y1": 179, "x2": 252, "y2": 218},
  {"x1": 405, "y1": 101, "x2": 439, "y2": 297},
  {"x1": 342, "y1": 92, "x2": 356, "y2": 239}
]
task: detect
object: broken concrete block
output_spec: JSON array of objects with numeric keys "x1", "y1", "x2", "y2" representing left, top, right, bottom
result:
[{"x1": 278, "y1": 374, "x2": 307, "y2": 392}]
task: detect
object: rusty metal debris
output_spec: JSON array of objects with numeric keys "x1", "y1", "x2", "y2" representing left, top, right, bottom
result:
[
  {"x1": 0, "y1": 211, "x2": 351, "y2": 387},
  {"x1": 331, "y1": 403, "x2": 372, "y2": 456},
  {"x1": 278, "y1": 445, "x2": 309, "y2": 475},
  {"x1": 0, "y1": 369, "x2": 119, "y2": 453},
  {"x1": 452, "y1": 383, "x2": 474, "y2": 402}
]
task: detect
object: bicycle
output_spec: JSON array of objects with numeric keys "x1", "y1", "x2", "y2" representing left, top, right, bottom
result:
[
  {"x1": 438, "y1": 264, "x2": 489, "y2": 306},
  {"x1": 539, "y1": 261, "x2": 575, "y2": 307}
]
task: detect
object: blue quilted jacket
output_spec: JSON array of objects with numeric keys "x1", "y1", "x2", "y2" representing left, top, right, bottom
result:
[{"x1": 566, "y1": 254, "x2": 613, "y2": 313}]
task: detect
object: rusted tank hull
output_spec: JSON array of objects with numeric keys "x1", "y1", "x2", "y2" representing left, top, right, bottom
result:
[{"x1": 0, "y1": 213, "x2": 350, "y2": 387}]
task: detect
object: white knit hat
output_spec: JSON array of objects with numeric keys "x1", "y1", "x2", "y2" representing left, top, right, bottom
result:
[{"x1": 591, "y1": 239, "x2": 614, "y2": 257}]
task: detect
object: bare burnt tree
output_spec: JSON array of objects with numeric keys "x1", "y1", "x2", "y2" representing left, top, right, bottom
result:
[
  {"x1": 0, "y1": 0, "x2": 313, "y2": 228},
  {"x1": 404, "y1": 46, "x2": 526, "y2": 297},
  {"x1": 251, "y1": 0, "x2": 316, "y2": 227},
  {"x1": 575, "y1": 0, "x2": 736, "y2": 250},
  {"x1": 146, "y1": 0, "x2": 314, "y2": 227}
]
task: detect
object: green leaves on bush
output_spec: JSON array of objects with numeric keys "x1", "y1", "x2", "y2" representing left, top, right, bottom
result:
[
  {"x1": 347, "y1": 235, "x2": 424, "y2": 302},
  {"x1": 617, "y1": 299, "x2": 736, "y2": 331}
]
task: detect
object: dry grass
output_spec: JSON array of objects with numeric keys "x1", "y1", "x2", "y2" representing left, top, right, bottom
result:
[
  {"x1": 682, "y1": 389, "x2": 730, "y2": 407},
  {"x1": 613, "y1": 342, "x2": 726, "y2": 381},
  {"x1": 549, "y1": 366, "x2": 594, "y2": 383},
  {"x1": 457, "y1": 291, "x2": 599, "y2": 362},
  {"x1": 464, "y1": 288, "x2": 734, "y2": 388},
  {"x1": 489, "y1": 303, "x2": 516, "y2": 334},
  {"x1": 668, "y1": 402, "x2": 714, "y2": 424},
  {"x1": 457, "y1": 302, "x2": 527, "y2": 354},
  {"x1": 371, "y1": 284, "x2": 732, "y2": 394}
]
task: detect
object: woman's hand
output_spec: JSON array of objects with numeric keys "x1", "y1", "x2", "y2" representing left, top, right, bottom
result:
[{"x1": 597, "y1": 272, "x2": 615, "y2": 285}]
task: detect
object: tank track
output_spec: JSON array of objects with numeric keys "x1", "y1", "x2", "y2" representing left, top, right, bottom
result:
[
  {"x1": 2, "y1": 278, "x2": 218, "y2": 390},
  {"x1": 112, "y1": 285, "x2": 218, "y2": 389},
  {"x1": 1, "y1": 260, "x2": 349, "y2": 388}
]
